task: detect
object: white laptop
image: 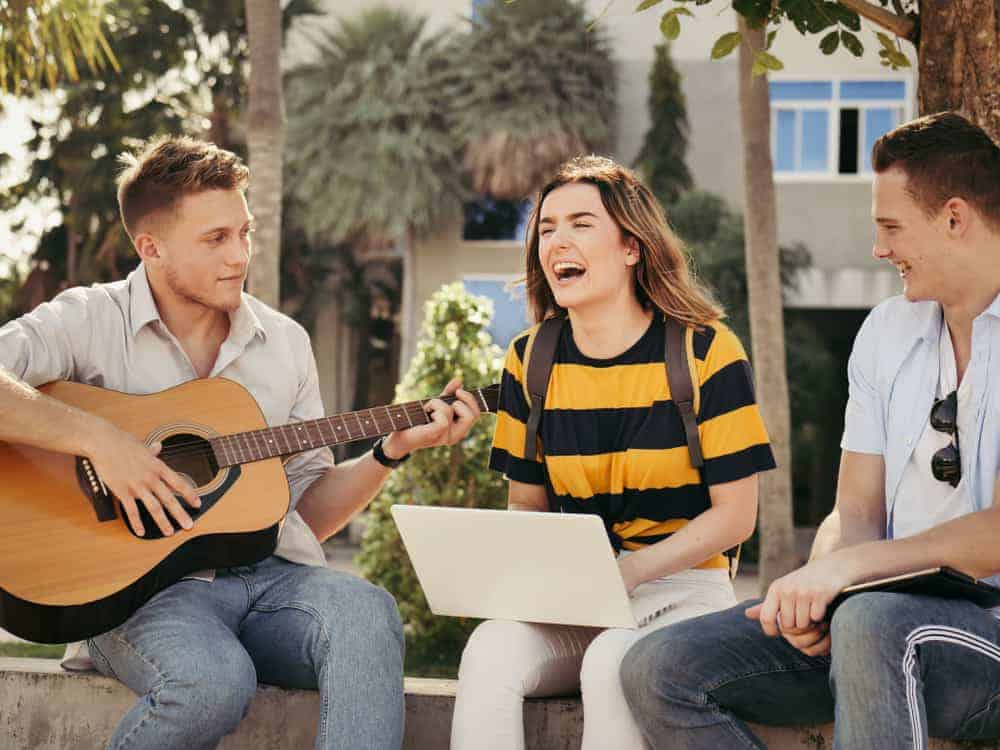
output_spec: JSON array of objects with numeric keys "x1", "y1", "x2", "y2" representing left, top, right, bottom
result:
[{"x1": 390, "y1": 505, "x2": 673, "y2": 629}]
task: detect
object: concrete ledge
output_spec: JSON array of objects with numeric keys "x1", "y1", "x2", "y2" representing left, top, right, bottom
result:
[{"x1": 2, "y1": 658, "x2": 998, "y2": 749}]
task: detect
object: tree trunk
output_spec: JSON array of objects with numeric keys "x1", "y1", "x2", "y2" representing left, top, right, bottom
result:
[
  {"x1": 917, "y1": 1, "x2": 1000, "y2": 142},
  {"x1": 244, "y1": 0, "x2": 284, "y2": 309},
  {"x1": 208, "y1": 87, "x2": 232, "y2": 149},
  {"x1": 737, "y1": 19, "x2": 797, "y2": 590},
  {"x1": 398, "y1": 229, "x2": 416, "y2": 381}
]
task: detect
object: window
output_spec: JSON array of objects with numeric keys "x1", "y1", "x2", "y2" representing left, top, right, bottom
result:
[
  {"x1": 463, "y1": 276, "x2": 530, "y2": 349},
  {"x1": 462, "y1": 197, "x2": 532, "y2": 241},
  {"x1": 770, "y1": 78, "x2": 911, "y2": 178}
]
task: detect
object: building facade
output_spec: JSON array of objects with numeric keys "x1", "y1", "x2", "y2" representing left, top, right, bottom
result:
[{"x1": 307, "y1": 0, "x2": 914, "y2": 384}]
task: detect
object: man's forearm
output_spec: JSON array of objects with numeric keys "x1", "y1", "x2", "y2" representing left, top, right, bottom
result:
[
  {"x1": 837, "y1": 504, "x2": 1000, "y2": 584},
  {"x1": 0, "y1": 367, "x2": 98, "y2": 456},
  {"x1": 809, "y1": 504, "x2": 886, "y2": 561},
  {"x1": 295, "y1": 445, "x2": 397, "y2": 542}
]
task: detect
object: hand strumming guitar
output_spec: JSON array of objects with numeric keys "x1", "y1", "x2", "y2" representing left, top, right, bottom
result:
[{"x1": 85, "y1": 418, "x2": 201, "y2": 537}]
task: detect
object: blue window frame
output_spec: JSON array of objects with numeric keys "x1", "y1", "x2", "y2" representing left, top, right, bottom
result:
[
  {"x1": 463, "y1": 277, "x2": 529, "y2": 350},
  {"x1": 770, "y1": 77, "x2": 910, "y2": 177}
]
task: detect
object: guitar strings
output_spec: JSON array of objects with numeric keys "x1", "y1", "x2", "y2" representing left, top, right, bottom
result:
[{"x1": 150, "y1": 387, "x2": 499, "y2": 465}]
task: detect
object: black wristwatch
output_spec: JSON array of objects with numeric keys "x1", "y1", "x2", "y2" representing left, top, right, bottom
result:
[{"x1": 372, "y1": 437, "x2": 410, "y2": 469}]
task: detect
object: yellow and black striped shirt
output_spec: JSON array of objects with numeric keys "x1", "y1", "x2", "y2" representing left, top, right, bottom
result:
[{"x1": 489, "y1": 315, "x2": 776, "y2": 569}]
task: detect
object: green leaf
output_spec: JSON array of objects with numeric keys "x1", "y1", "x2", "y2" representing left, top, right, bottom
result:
[
  {"x1": 876, "y1": 31, "x2": 896, "y2": 50},
  {"x1": 635, "y1": 0, "x2": 665, "y2": 11},
  {"x1": 766, "y1": 29, "x2": 777, "y2": 50},
  {"x1": 828, "y1": 3, "x2": 861, "y2": 32},
  {"x1": 755, "y1": 50, "x2": 784, "y2": 72},
  {"x1": 889, "y1": 50, "x2": 911, "y2": 69},
  {"x1": 711, "y1": 31, "x2": 742, "y2": 60},
  {"x1": 840, "y1": 30, "x2": 864, "y2": 57},
  {"x1": 751, "y1": 61, "x2": 768, "y2": 78},
  {"x1": 660, "y1": 11, "x2": 681, "y2": 40},
  {"x1": 673, "y1": 7, "x2": 695, "y2": 17},
  {"x1": 819, "y1": 30, "x2": 839, "y2": 55}
]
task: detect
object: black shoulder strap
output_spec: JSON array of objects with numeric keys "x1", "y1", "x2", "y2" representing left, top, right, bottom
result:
[
  {"x1": 523, "y1": 317, "x2": 563, "y2": 462},
  {"x1": 665, "y1": 316, "x2": 703, "y2": 468},
  {"x1": 666, "y1": 316, "x2": 740, "y2": 577}
]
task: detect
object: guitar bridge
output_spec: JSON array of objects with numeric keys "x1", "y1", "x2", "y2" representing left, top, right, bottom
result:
[{"x1": 76, "y1": 457, "x2": 117, "y2": 522}]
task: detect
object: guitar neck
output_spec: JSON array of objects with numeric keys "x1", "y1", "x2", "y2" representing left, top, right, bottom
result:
[{"x1": 209, "y1": 385, "x2": 499, "y2": 468}]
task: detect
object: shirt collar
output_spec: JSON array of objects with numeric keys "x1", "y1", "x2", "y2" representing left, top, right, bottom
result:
[
  {"x1": 229, "y1": 294, "x2": 267, "y2": 344},
  {"x1": 909, "y1": 299, "x2": 943, "y2": 344},
  {"x1": 984, "y1": 290, "x2": 1000, "y2": 320},
  {"x1": 128, "y1": 264, "x2": 161, "y2": 336},
  {"x1": 127, "y1": 264, "x2": 267, "y2": 342}
]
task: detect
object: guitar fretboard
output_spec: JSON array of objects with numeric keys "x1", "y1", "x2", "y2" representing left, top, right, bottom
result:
[{"x1": 209, "y1": 385, "x2": 499, "y2": 468}]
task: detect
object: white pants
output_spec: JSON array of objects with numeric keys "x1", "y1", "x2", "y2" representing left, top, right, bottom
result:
[{"x1": 450, "y1": 567, "x2": 737, "y2": 750}]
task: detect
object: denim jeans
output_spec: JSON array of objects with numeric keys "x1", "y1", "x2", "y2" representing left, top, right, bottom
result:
[
  {"x1": 620, "y1": 593, "x2": 1000, "y2": 749},
  {"x1": 88, "y1": 557, "x2": 404, "y2": 750}
]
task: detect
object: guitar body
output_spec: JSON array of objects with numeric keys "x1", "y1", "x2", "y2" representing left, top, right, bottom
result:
[{"x1": 0, "y1": 378, "x2": 290, "y2": 644}]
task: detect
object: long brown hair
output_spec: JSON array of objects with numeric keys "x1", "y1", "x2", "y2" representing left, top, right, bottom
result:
[{"x1": 524, "y1": 155, "x2": 722, "y2": 326}]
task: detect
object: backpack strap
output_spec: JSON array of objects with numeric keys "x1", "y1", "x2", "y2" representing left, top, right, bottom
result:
[
  {"x1": 523, "y1": 316, "x2": 564, "y2": 462},
  {"x1": 664, "y1": 317, "x2": 703, "y2": 469},
  {"x1": 665, "y1": 316, "x2": 741, "y2": 578}
]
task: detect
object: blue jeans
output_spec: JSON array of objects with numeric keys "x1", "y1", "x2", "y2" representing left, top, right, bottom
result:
[
  {"x1": 88, "y1": 557, "x2": 404, "y2": 750},
  {"x1": 620, "y1": 593, "x2": 1000, "y2": 749}
]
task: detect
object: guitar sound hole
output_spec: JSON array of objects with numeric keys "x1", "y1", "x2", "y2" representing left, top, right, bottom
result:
[
  {"x1": 120, "y1": 433, "x2": 223, "y2": 539},
  {"x1": 160, "y1": 433, "x2": 219, "y2": 487}
]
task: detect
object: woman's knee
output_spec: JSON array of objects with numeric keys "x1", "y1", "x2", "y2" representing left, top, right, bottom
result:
[
  {"x1": 458, "y1": 620, "x2": 547, "y2": 691},
  {"x1": 580, "y1": 630, "x2": 634, "y2": 696}
]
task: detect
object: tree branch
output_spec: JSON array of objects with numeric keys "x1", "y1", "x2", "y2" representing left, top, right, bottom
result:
[{"x1": 838, "y1": 0, "x2": 918, "y2": 42}]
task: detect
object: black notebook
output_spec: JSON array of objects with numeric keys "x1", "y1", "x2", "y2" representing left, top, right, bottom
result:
[{"x1": 827, "y1": 566, "x2": 1000, "y2": 617}]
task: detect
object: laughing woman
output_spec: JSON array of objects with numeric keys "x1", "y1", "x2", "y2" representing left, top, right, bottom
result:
[{"x1": 450, "y1": 156, "x2": 776, "y2": 750}]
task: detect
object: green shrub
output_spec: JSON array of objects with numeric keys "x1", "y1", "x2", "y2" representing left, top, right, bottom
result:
[{"x1": 357, "y1": 282, "x2": 506, "y2": 676}]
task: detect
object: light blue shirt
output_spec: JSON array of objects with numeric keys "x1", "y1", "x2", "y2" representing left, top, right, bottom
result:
[{"x1": 841, "y1": 293, "x2": 1000, "y2": 580}]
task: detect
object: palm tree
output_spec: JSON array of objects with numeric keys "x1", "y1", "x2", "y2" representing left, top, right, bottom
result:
[
  {"x1": 0, "y1": 0, "x2": 119, "y2": 95},
  {"x1": 284, "y1": 6, "x2": 466, "y2": 403},
  {"x1": 448, "y1": 0, "x2": 617, "y2": 200},
  {"x1": 244, "y1": 0, "x2": 284, "y2": 308}
]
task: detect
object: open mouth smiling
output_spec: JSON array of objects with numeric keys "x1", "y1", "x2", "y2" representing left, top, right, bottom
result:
[{"x1": 552, "y1": 261, "x2": 586, "y2": 282}]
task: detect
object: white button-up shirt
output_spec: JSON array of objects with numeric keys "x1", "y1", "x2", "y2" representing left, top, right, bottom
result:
[
  {"x1": 0, "y1": 264, "x2": 333, "y2": 570},
  {"x1": 841, "y1": 293, "x2": 1000, "y2": 584}
]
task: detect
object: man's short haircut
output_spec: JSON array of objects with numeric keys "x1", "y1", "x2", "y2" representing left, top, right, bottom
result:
[
  {"x1": 116, "y1": 136, "x2": 250, "y2": 240},
  {"x1": 872, "y1": 112, "x2": 1000, "y2": 230}
]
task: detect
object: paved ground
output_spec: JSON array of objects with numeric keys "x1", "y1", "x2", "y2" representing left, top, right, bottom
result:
[{"x1": 1, "y1": 541, "x2": 763, "y2": 645}]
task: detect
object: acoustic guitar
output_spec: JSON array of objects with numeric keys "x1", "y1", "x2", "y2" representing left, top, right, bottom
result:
[{"x1": 0, "y1": 378, "x2": 500, "y2": 644}]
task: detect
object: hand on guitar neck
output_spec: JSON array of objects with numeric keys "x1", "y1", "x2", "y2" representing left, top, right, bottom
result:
[{"x1": 378, "y1": 377, "x2": 483, "y2": 461}]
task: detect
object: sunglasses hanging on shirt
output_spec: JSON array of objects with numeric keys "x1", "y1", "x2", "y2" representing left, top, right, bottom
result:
[{"x1": 929, "y1": 390, "x2": 961, "y2": 488}]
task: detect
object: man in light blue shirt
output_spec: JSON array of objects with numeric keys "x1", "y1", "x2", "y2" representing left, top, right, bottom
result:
[{"x1": 621, "y1": 112, "x2": 1000, "y2": 748}]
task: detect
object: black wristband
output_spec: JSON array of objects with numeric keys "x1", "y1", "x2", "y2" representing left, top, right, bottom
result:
[{"x1": 372, "y1": 436, "x2": 410, "y2": 469}]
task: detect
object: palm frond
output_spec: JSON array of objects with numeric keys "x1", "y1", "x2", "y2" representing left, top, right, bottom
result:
[
  {"x1": 285, "y1": 6, "x2": 464, "y2": 246},
  {"x1": 0, "y1": 0, "x2": 120, "y2": 95},
  {"x1": 446, "y1": 0, "x2": 617, "y2": 199}
]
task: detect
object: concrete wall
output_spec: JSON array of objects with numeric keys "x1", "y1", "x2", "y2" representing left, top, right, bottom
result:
[{"x1": 4, "y1": 658, "x2": 997, "y2": 750}]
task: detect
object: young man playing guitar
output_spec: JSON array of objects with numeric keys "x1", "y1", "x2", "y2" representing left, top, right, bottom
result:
[{"x1": 0, "y1": 136, "x2": 481, "y2": 749}]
